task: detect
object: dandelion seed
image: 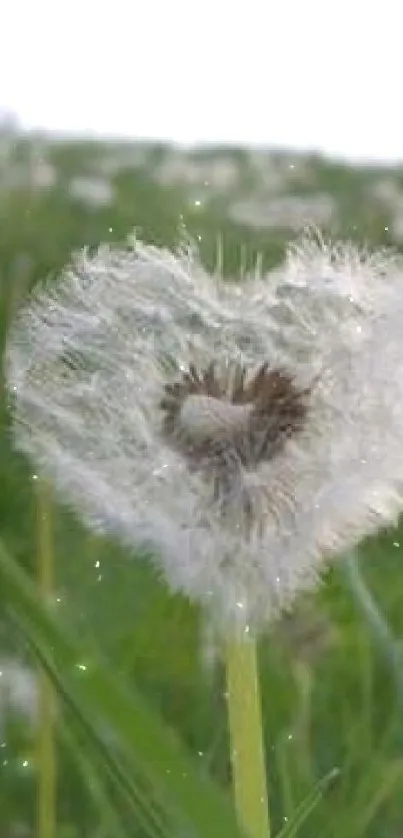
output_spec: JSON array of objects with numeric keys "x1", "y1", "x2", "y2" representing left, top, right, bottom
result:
[{"x1": 6, "y1": 235, "x2": 403, "y2": 630}]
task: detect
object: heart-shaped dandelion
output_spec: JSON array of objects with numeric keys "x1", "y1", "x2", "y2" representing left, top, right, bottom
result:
[{"x1": 7, "y1": 235, "x2": 403, "y2": 630}]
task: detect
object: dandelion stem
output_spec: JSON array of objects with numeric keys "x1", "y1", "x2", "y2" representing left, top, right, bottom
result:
[
  {"x1": 36, "y1": 479, "x2": 57, "y2": 838},
  {"x1": 225, "y1": 634, "x2": 270, "y2": 838}
]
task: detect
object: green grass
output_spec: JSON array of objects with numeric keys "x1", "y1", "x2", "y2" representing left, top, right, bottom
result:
[{"x1": 1, "y1": 129, "x2": 403, "y2": 837}]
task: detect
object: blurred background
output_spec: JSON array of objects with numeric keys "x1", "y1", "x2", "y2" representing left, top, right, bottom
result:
[{"x1": 2, "y1": 2, "x2": 403, "y2": 836}]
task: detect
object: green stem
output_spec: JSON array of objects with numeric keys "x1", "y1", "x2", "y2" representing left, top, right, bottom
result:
[
  {"x1": 36, "y1": 479, "x2": 57, "y2": 838},
  {"x1": 225, "y1": 634, "x2": 270, "y2": 838}
]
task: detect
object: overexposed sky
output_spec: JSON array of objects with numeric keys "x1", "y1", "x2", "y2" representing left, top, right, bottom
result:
[{"x1": 1, "y1": 0, "x2": 402, "y2": 162}]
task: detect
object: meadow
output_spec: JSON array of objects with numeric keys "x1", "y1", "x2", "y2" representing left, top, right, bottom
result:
[{"x1": 1, "y1": 125, "x2": 403, "y2": 837}]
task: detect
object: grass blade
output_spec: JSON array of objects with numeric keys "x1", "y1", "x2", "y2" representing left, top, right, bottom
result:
[
  {"x1": 0, "y1": 539, "x2": 246, "y2": 838},
  {"x1": 275, "y1": 768, "x2": 339, "y2": 838}
]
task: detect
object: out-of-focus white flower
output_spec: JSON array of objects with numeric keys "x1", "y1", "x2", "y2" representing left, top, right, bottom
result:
[
  {"x1": 0, "y1": 659, "x2": 37, "y2": 724},
  {"x1": 228, "y1": 194, "x2": 334, "y2": 231},
  {"x1": 6, "y1": 236, "x2": 403, "y2": 630},
  {"x1": 68, "y1": 176, "x2": 114, "y2": 208},
  {"x1": 155, "y1": 152, "x2": 239, "y2": 191}
]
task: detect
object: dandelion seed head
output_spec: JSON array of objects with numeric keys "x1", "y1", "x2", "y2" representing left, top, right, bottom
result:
[{"x1": 6, "y1": 235, "x2": 403, "y2": 630}]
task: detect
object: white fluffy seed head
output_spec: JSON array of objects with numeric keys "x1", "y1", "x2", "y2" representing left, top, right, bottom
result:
[{"x1": 6, "y1": 234, "x2": 403, "y2": 631}]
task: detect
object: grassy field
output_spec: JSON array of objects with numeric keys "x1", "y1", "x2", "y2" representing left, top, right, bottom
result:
[{"x1": 2, "y1": 127, "x2": 403, "y2": 837}]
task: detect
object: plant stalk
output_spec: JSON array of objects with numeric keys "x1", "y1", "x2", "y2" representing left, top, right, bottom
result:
[{"x1": 225, "y1": 633, "x2": 270, "y2": 838}]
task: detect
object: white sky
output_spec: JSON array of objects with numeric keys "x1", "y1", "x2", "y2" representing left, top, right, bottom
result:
[{"x1": 1, "y1": 0, "x2": 402, "y2": 162}]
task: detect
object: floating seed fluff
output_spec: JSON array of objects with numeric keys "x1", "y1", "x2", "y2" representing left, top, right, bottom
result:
[{"x1": 6, "y1": 237, "x2": 403, "y2": 629}]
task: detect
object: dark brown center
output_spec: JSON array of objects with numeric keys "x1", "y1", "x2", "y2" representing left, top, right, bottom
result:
[{"x1": 160, "y1": 362, "x2": 309, "y2": 510}]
